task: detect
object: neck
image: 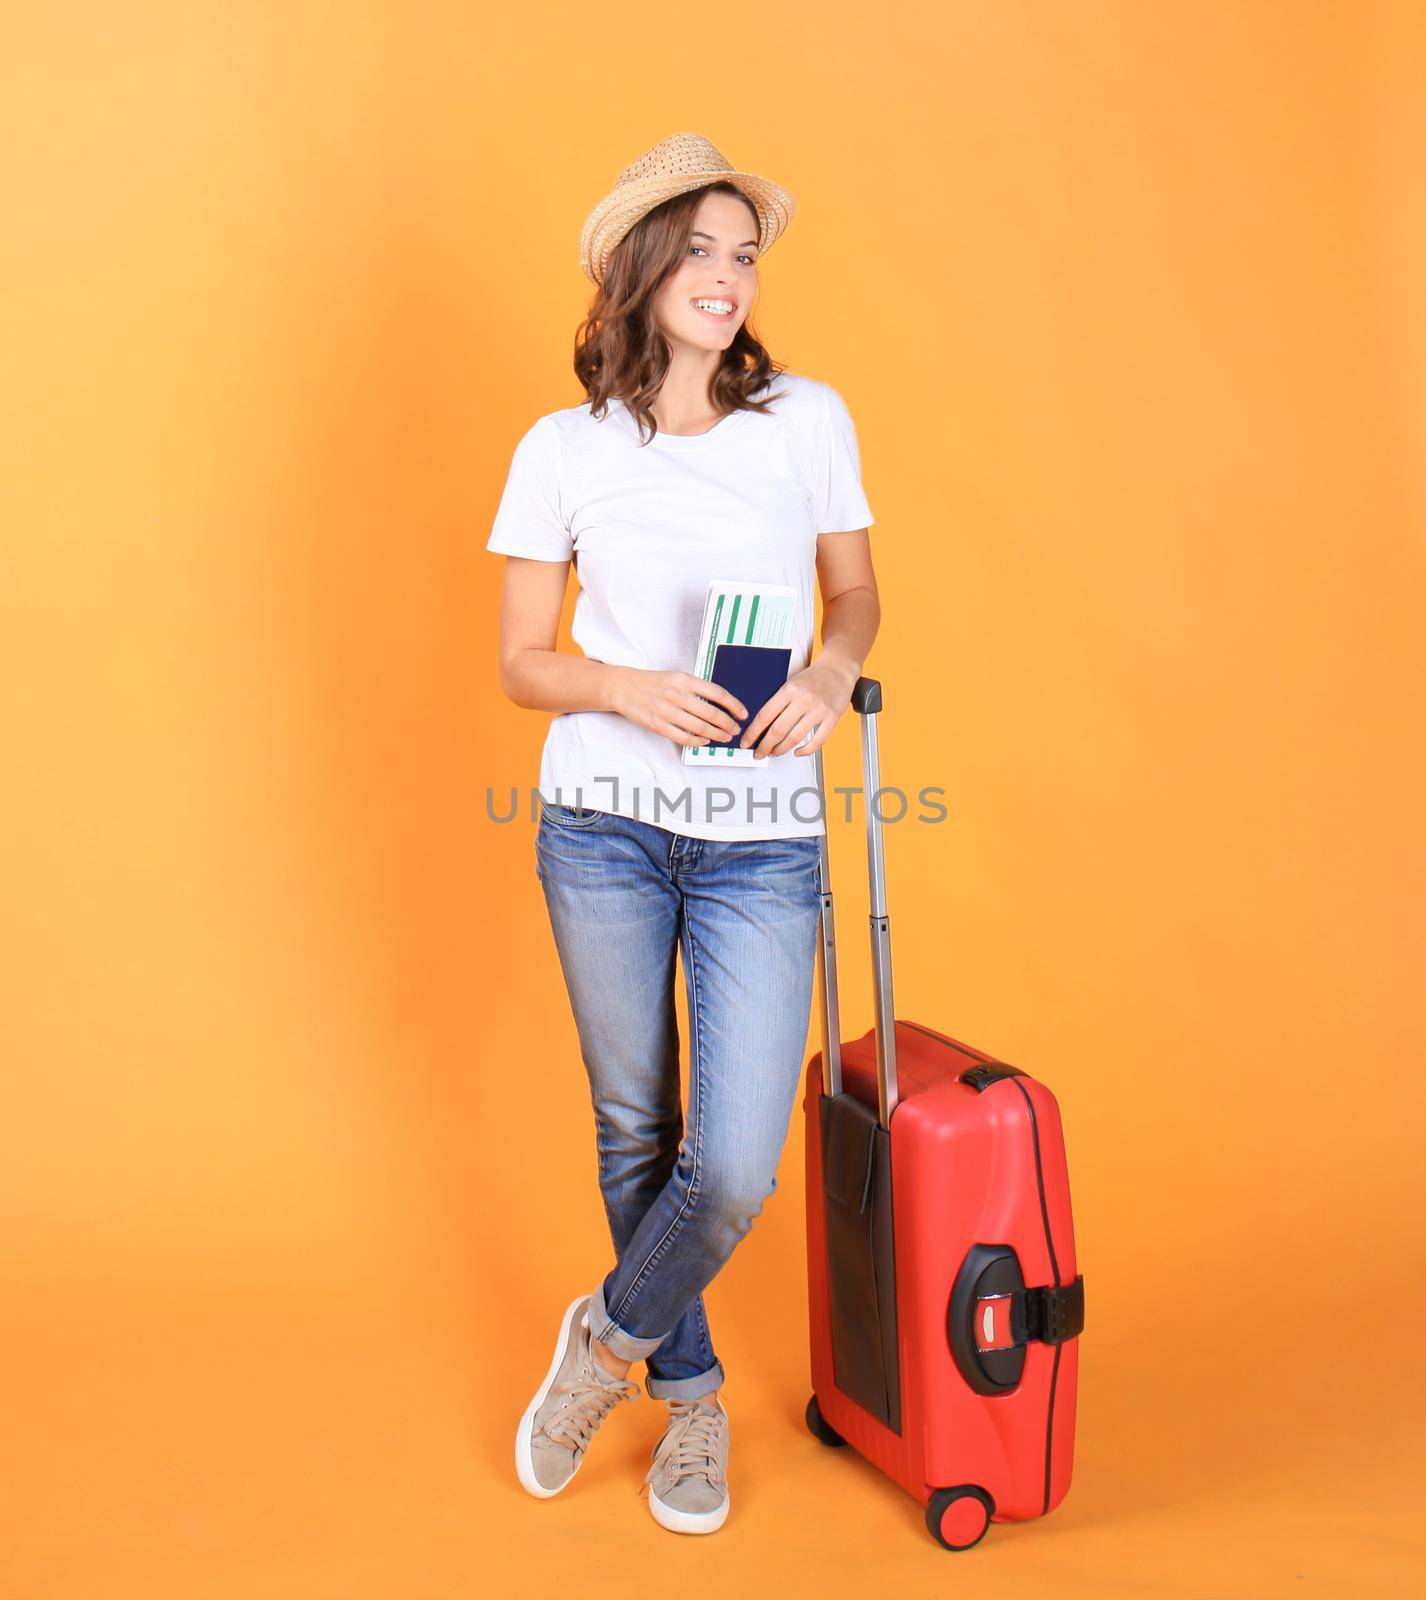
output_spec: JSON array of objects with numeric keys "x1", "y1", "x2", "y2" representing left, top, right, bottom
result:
[{"x1": 653, "y1": 344, "x2": 726, "y2": 434}]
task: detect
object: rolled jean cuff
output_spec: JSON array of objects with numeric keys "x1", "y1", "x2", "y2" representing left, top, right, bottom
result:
[
  {"x1": 644, "y1": 1362, "x2": 725, "y2": 1401},
  {"x1": 586, "y1": 1280, "x2": 668, "y2": 1363}
]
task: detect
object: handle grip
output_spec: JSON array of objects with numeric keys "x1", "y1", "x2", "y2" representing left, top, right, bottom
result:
[{"x1": 850, "y1": 677, "x2": 882, "y2": 714}]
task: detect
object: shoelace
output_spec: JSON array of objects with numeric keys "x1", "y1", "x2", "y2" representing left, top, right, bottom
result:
[
  {"x1": 543, "y1": 1371, "x2": 640, "y2": 1454},
  {"x1": 640, "y1": 1399, "x2": 727, "y2": 1494}
]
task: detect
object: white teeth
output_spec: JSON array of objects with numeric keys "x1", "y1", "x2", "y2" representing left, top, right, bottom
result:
[{"x1": 692, "y1": 299, "x2": 734, "y2": 314}]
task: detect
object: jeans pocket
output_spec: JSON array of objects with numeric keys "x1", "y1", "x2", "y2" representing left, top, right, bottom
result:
[
  {"x1": 748, "y1": 837, "x2": 824, "y2": 915},
  {"x1": 539, "y1": 800, "x2": 607, "y2": 830}
]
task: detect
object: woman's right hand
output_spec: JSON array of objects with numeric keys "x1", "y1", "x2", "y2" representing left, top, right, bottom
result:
[{"x1": 607, "y1": 667, "x2": 749, "y2": 749}]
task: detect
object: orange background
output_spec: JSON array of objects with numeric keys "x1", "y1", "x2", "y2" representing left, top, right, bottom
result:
[{"x1": 4, "y1": 2, "x2": 1425, "y2": 1595}]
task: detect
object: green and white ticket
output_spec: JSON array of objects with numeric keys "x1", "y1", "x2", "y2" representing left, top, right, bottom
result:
[{"x1": 683, "y1": 580, "x2": 798, "y2": 765}]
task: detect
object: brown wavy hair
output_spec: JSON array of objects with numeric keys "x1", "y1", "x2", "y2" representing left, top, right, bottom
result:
[{"x1": 573, "y1": 181, "x2": 790, "y2": 445}]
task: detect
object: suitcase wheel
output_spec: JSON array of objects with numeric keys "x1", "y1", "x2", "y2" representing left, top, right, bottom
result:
[
  {"x1": 926, "y1": 1486, "x2": 994, "y2": 1551},
  {"x1": 804, "y1": 1394, "x2": 846, "y2": 1448}
]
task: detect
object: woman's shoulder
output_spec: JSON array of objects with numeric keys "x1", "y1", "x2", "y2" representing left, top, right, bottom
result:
[
  {"x1": 527, "y1": 395, "x2": 646, "y2": 452},
  {"x1": 500, "y1": 400, "x2": 610, "y2": 472},
  {"x1": 757, "y1": 369, "x2": 828, "y2": 409},
  {"x1": 526, "y1": 399, "x2": 597, "y2": 436},
  {"x1": 756, "y1": 370, "x2": 853, "y2": 434}
]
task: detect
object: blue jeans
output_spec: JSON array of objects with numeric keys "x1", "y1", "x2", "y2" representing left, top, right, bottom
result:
[{"x1": 534, "y1": 799, "x2": 824, "y2": 1401}]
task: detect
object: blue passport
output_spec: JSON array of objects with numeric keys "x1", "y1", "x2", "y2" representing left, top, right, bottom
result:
[{"x1": 701, "y1": 643, "x2": 792, "y2": 750}]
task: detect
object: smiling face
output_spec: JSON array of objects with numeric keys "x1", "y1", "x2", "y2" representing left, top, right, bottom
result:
[{"x1": 650, "y1": 187, "x2": 761, "y2": 353}]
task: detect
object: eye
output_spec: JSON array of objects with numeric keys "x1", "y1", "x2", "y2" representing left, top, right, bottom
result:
[{"x1": 687, "y1": 245, "x2": 758, "y2": 266}]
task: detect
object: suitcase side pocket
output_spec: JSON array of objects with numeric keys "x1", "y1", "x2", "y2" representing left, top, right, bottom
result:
[{"x1": 818, "y1": 1091, "x2": 902, "y2": 1434}]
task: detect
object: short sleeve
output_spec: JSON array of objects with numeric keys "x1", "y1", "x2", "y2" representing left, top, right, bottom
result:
[
  {"x1": 485, "y1": 415, "x2": 574, "y2": 561},
  {"x1": 812, "y1": 383, "x2": 875, "y2": 534}
]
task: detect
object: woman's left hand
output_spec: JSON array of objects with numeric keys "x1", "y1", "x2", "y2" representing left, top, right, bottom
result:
[{"x1": 739, "y1": 654, "x2": 860, "y2": 759}]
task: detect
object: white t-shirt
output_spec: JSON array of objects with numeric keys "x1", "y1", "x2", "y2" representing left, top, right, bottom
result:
[{"x1": 485, "y1": 371, "x2": 875, "y2": 840}]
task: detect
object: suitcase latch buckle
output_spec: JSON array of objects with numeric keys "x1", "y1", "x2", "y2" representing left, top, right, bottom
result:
[{"x1": 1017, "y1": 1276, "x2": 1086, "y2": 1345}]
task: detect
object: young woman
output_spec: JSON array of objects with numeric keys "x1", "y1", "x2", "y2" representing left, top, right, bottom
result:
[{"x1": 488, "y1": 132, "x2": 881, "y2": 1534}]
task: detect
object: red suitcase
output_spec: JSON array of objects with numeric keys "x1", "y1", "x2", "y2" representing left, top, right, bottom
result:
[{"x1": 802, "y1": 677, "x2": 1085, "y2": 1550}]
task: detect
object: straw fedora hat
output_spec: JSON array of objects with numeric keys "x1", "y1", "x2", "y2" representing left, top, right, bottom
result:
[{"x1": 578, "y1": 131, "x2": 798, "y2": 287}]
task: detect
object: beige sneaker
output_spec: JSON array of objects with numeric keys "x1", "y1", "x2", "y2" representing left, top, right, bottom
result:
[
  {"x1": 641, "y1": 1395, "x2": 730, "y2": 1534},
  {"x1": 515, "y1": 1294, "x2": 641, "y2": 1498}
]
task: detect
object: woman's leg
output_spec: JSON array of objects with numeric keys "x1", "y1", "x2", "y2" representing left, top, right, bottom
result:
[
  {"x1": 534, "y1": 805, "x2": 723, "y2": 1396},
  {"x1": 583, "y1": 831, "x2": 824, "y2": 1375}
]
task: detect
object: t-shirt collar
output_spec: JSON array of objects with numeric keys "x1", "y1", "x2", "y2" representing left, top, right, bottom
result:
[{"x1": 609, "y1": 395, "x2": 752, "y2": 450}]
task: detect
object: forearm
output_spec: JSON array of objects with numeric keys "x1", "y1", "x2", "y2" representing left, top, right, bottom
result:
[
  {"x1": 500, "y1": 647, "x2": 628, "y2": 715},
  {"x1": 816, "y1": 585, "x2": 880, "y2": 684},
  {"x1": 500, "y1": 586, "x2": 878, "y2": 715}
]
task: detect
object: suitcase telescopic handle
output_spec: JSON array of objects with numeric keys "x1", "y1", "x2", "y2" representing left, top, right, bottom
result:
[{"x1": 810, "y1": 674, "x2": 899, "y2": 1126}]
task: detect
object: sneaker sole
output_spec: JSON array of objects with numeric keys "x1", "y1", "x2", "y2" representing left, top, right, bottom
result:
[
  {"x1": 514, "y1": 1293, "x2": 588, "y2": 1499},
  {"x1": 647, "y1": 1487, "x2": 730, "y2": 1534}
]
